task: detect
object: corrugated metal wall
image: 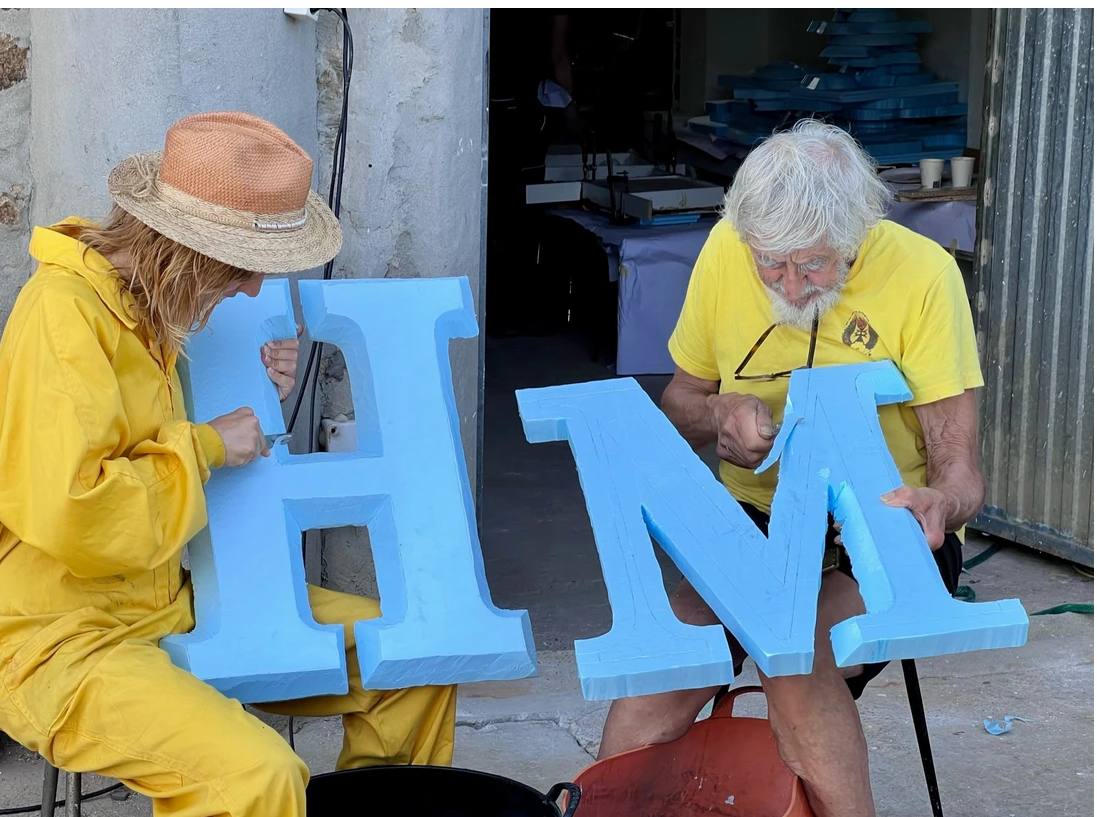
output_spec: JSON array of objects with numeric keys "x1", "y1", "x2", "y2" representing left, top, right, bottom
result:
[{"x1": 973, "y1": 8, "x2": 1094, "y2": 565}]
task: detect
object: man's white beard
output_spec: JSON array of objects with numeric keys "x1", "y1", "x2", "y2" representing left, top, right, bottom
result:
[{"x1": 764, "y1": 262, "x2": 850, "y2": 331}]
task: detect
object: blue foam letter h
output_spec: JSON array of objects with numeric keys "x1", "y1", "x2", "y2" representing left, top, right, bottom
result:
[{"x1": 165, "y1": 277, "x2": 536, "y2": 702}]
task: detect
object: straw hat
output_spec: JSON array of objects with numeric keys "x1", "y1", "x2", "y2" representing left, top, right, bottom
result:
[{"x1": 107, "y1": 111, "x2": 342, "y2": 274}]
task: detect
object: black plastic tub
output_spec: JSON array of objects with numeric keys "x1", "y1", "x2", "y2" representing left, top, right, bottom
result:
[{"x1": 306, "y1": 766, "x2": 580, "y2": 816}]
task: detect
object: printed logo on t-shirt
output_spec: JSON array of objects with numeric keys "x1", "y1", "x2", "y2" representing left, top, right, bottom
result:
[{"x1": 842, "y1": 311, "x2": 879, "y2": 354}]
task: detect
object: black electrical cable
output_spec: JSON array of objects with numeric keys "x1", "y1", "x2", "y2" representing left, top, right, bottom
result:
[
  {"x1": 285, "y1": 6, "x2": 352, "y2": 751},
  {"x1": 0, "y1": 780, "x2": 124, "y2": 816},
  {"x1": 309, "y1": 8, "x2": 353, "y2": 453},
  {"x1": 287, "y1": 7, "x2": 354, "y2": 444},
  {"x1": 286, "y1": 7, "x2": 352, "y2": 438}
]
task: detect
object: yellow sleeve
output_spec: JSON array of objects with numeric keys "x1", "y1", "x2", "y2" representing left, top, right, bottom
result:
[
  {"x1": 667, "y1": 225, "x2": 724, "y2": 381},
  {"x1": 900, "y1": 260, "x2": 985, "y2": 406},
  {"x1": 0, "y1": 290, "x2": 219, "y2": 578},
  {"x1": 194, "y1": 422, "x2": 227, "y2": 469}
]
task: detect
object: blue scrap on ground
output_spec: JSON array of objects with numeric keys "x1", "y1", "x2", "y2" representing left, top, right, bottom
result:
[{"x1": 983, "y1": 715, "x2": 1029, "y2": 736}]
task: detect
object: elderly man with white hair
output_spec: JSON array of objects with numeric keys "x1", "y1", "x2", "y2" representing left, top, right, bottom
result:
[{"x1": 596, "y1": 120, "x2": 984, "y2": 816}]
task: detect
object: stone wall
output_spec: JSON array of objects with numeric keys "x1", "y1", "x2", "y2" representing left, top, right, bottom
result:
[
  {"x1": 29, "y1": 9, "x2": 319, "y2": 225},
  {"x1": 0, "y1": 9, "x2": 31, "y2": 324}
]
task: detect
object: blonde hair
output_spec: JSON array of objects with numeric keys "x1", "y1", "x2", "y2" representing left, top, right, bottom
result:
[{"x1": 79, "y1": 208, "x2": 255, "y2": 352}]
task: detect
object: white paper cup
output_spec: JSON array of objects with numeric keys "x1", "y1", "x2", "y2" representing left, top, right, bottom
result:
[
  {"x1": 920, "y1": 158, "x2": 945, "y2": 190},
  {"x1": 951, "y1": 156, "x2": 975, "y2": 188}
]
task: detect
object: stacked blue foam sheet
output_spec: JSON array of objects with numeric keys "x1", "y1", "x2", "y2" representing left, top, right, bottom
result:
[{"x1": 685, "y1": 10, "x2": 966, "y2": 165}]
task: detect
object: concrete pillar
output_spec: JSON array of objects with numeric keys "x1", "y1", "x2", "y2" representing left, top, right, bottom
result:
[
  {"x1": 314, "y1": 9, "x2": 488, "y2": 595},
  {"x1": 29, "y1": 9, "x2": 319, "y2": 225},
  {"x1": 25, "y1": 9, "x2": 489, "y2": 598},
  {"x1": 28, "y1": 9, "x2": 327, "y2": 587}
]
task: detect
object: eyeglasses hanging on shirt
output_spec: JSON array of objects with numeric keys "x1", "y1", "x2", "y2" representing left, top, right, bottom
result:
[{"x1": 733, "y1": 314, "x2": 820, "y2": 382}]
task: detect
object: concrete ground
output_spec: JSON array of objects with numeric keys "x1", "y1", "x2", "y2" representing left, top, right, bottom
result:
[{"x1": 0, "y1": 332, "x2": 1092, "y2": 815}]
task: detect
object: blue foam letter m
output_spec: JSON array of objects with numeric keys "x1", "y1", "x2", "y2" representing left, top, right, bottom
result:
[
  {"x1": 517, "y1": 363, "x2": 1027, "y2": 701},
  {"x1": 164, "y1": 277, "x2": 536, "y2": 703}
]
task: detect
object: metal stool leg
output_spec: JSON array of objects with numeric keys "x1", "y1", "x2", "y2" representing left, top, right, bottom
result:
[
  {"x1": 64, "y1": 771, "x2": 81, "y2": 817},
  {"x1": 902, "y1": 659, "x2": 944, "y2": 817},
  {"x1": 40, "y1": 761, "x2": 60, "y2": 817}
]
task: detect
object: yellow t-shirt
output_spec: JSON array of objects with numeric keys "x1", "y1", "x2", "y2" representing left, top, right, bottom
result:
[{"x1": 668, "y1": 218, "x2": 984, "y2": 513}]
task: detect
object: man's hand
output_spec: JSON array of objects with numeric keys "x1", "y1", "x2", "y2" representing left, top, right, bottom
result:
[
  {"x1": 708, "y1": 393, "x2": 778, "y2": 468},
  {"x1": 881, "y1": 485, "x2": 958, "y2": 550},
  {"x1": 262, "y1": 324, "x2": 303, "y2": 401},
  {"x1": 208, "y1": 407, "x2": 269, "y2": 467}
]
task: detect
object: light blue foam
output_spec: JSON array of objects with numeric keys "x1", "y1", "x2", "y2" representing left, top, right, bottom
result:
[
  {"x1": 517, "y1": 378, "x2": 822, "y2": 700},
  {"x1": 518, "y1": 363, "x2": 1028, "y2": 701},
  {"x1": 166, "y1": 277, "x2": 536, "y2": 703},
  {"x1": 761, "y1": 362, "x2": 1028, "y2": 667}
]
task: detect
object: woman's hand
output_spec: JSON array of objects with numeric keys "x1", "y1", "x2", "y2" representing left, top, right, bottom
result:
[
  {"x1": 262, "y1": 324, "x2": 302, "y2": 401},
  {"x1": 208, "y1": 407, "x2": 269, "y2": 467}
]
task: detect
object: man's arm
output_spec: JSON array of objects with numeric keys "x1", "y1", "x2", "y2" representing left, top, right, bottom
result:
[
  {"x1": 917, "y1": 388, "x2": 986, "y2": 527},
  {"x1": 661, "y1": 367, "x2": 719, "y2": 448},
  {"x1": 661, "y1": 366, "x2": 777, "y2": 468},
  {"x1": 883, "y1": 389, "x2": 985, "y2": 549}
]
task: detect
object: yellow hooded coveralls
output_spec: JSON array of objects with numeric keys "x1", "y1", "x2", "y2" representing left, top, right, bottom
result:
[{"x1": 0, "y1": 221, "x2": 456, "y2": 817}]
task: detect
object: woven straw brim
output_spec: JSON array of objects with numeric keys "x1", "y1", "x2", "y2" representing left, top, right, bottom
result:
[{"x1": 108, "y1": 152, "x2": 342, "y2": 275}]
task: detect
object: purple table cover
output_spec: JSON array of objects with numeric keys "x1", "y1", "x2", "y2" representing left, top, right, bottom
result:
[
  {"x1": 552, "y1": 209, "x2": 714, "y2": 375},
  {"x1": 551, "y1": 198, "x2": 975, "y2": 376}
]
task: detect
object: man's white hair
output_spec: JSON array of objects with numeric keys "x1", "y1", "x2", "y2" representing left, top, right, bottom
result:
[{"x1": 723, "y1": 119, "x2": 891, "y2": 259}]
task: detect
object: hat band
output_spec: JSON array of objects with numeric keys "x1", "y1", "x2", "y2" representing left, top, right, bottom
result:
[{"x1": 155, "y1": 178, "x2": 308, "y2": 234}]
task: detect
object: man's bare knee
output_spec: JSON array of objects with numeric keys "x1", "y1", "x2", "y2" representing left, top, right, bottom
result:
[
  {"x1": 669, "y1": 579, "x2": 720, "y2": 626},
  {"x1": 598, "y1": 686, "x2": 718, "y2": 758},
  {"x1": 817, "y1": 571, "x2": 865, "y2": 627},
  {"x1": 811, "y1": 571, "x2": 868, "y2": 675}
]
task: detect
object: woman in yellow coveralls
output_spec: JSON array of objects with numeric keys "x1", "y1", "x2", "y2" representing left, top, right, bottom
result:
[{"x1": 0, "y1": 112, "x2": 456, "y2": 817}]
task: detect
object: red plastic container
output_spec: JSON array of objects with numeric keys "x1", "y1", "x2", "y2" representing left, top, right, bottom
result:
[{"x1": 570, "y1": 686, "x2": 814, "y2": 817}]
